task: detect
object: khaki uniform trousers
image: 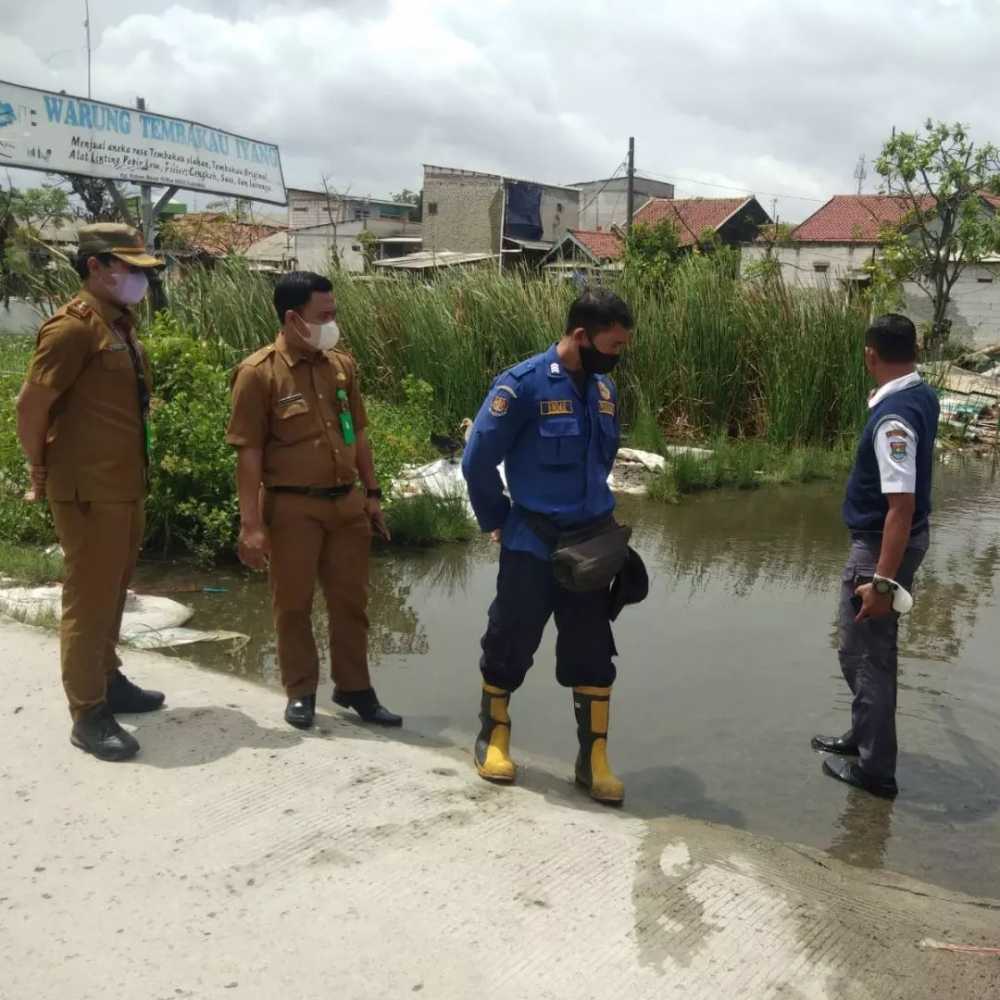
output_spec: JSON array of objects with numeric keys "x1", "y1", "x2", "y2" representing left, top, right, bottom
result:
[
  {"x1": 264, "y1": 487, "x2": 372, "y2": 698},
  {"x1": 50, "y1": 500, "x2": 144, "y2": 719}
]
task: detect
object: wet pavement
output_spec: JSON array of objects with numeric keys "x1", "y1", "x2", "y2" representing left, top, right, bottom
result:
[{"x1": 134, "y1": 456, "x2": 1000, "y2": 899}]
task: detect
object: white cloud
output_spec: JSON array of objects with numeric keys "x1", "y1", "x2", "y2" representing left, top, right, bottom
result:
[{"x1": 3, "y1": 0, "x2": 1000, "y2": 221}]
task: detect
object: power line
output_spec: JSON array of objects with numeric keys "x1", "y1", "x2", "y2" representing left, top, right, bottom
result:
[
  {"x1": 636, "y1": 166, "x2": 827, "y2": 204},
  {"x1": 577, "y1": 160, "x2": 627, "y2": 223}
]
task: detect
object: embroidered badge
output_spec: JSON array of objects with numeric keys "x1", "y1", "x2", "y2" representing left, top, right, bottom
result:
[
  {"x1": 550, "y1": 362, "x2": 560, "y2": 375},
  {"x1": 490, "y1": 394, "x2": 509, "y2": 417},
  {"x1": 889, "y1": 439, "x2": 908, "y2": 460},
  {"x1": 885, "y1": 428, "x2": 908, "y2": 439},
  {"x1": 597, "y1": 381, "x2": 612, "y2": 401},
  {"x1": 540, "y1": 399, "x2": 573, "y2": 416},
  {"x1": 599, "y1": 400, "x2": 616, "y2": 416},
  {"x1": 495, "y1": 384, "x2": 517, "y2": 399}
]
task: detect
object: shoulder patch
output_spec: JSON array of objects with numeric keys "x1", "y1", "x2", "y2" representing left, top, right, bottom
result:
[
  {"x1": 244, "y1": 345, "x2": 276, "y2": 367},
  {"x1": 509, "y1": 356, "x2": 541, "y2": 380},
  {"x1": 65, "y1": 298, "x2": 94, "y2": 321}
]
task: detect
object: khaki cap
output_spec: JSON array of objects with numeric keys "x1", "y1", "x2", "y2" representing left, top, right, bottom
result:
[{"x1": 77, "y1": 223, "x2": 164, "y2": 269}]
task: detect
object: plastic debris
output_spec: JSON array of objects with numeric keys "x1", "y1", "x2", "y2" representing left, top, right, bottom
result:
[{"x1": 0, "y1": 586, "x2": 248, "y2": 649}]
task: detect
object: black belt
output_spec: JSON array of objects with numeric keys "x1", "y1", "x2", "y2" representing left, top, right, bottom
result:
[{"x1": 268, "y1": 484, "x2": 354, "y2": 498}]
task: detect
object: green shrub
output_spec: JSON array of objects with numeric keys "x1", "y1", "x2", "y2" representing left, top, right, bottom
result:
[{"x1": 0, "y1": 336, "x2": 54, "y2": 546}]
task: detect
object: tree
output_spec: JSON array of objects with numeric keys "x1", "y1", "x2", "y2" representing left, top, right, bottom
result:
[
  {"x1": 872, "y1": 120, "x2": 1000, "y2": 353},
  {"x1": 392, "y1": 188, "x2": 422, "y2": 222},
  {"x1": 622, "y1": 218, "x2": 682, "y2": 282},
  {"x1": 61, "y1": 174, "x2": 132, "y2": 224},
  {"x1": 744, "y1": 221, "x2": 794, "y2": 283},
  {"x1": 1, "y1": 184, "x2": 72, "y2": 306}
]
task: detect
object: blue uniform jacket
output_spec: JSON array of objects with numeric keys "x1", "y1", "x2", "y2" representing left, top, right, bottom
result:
[{"x1": 461, "y1": 344, "x2": 620, "y2": 561}]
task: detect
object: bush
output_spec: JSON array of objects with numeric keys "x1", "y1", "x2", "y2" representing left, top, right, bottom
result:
[
  {"x1": 0, "y1": 336, "x2": 54, "y2": 546},
  {"x1": 143, "y1": 313, "x2": 239, "y2": 563}
]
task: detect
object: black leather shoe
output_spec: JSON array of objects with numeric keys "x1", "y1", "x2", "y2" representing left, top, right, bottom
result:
[
  {"x1": 811, "y1": 733, "x2": 859, "y2": 756},
  {"x1": 822, "y1": 758, "x2": 898, "y2": 799},
  {"x1": 70, "y1": 704, "x2": 140, "y2": 761},
  {"x1": 106, "y1": 672, "x2": 165, "y2": 714},
  {"x1": 284, "y1": 694, "x2": 316, "y2": 730},
  {"x1": 332, "y1": 688, "x2": 402, "y2": 727}
]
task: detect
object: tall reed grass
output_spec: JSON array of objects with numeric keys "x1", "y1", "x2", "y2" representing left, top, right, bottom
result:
[{"x1": 32, "y1": 254, "x2": 873, "y2": 448}]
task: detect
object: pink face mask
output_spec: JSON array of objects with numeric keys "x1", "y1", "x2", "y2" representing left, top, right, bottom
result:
[{"x1": 108, "y1": 270, "x2": 149, "y2": 305}]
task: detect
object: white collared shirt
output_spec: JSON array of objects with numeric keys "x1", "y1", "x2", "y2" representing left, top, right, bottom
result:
[{"x1": 869, "y1": 371, "x2": 922, "y2": 494}]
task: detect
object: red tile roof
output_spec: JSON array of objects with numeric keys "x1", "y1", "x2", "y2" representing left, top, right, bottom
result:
[
  {"x1": 791, "y1": 195, "x2": 932, "y2": 243},
  {"x1": 569, "y1": 228, "x2": 624, "y2": 261},
  {"x1": 164, "y1": 213, "x2": 284, "y2": 256},
  {"x1": 632, "y1": 197, "x2": 751, "y2": 246}
]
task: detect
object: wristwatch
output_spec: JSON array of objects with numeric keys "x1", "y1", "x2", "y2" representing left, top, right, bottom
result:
[
  {"x1": 366, "y1": 487, "x2": 383, "y2": 500},
  {"x1": 872, "y1": 575, "x2": 897, "y2": 596}
]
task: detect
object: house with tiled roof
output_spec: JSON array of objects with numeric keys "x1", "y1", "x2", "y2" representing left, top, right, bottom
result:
[
  {"x1": 542, "y1": 228, "x2": 625, "y2": 272},
  {"x1": 632, "y1": 196, "x2": 772, "y2": 248},
  {"x1": 741, "y1": 193, "x2": 1000, "y2": 347}
]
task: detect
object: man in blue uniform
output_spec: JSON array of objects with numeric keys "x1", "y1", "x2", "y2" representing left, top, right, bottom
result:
[
  {"x1": 813, "y1": 314, "x2": 939, "y2": 798},
  {"x1": 461, "y1": 289, "x2": 633, "y2": 803}
]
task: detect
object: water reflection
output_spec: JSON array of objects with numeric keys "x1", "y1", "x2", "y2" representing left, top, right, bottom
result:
[
  {"x1": 828, "y1": 794, "x2": 895, "y2": 869},
  {"x1": 151, "y1": 458, "x2": 1000, "y2": 898}
]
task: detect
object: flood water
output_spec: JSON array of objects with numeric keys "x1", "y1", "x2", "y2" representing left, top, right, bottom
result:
[{"x1": 134, "y1": 457, "x2": 1000, "y2": 899}]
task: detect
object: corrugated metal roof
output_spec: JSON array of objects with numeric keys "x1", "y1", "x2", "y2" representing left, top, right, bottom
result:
[
  {"x1": 373, "y1": 250, "x2": 498, "y2": 270},
  {"x1": 504, "y1": 238, "x2": 555, "y2": 251}
]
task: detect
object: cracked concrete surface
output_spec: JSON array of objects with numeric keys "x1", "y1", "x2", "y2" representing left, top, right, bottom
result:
[{"x1": 1, "y1": 621, "x2": 997, "y2": 1000}]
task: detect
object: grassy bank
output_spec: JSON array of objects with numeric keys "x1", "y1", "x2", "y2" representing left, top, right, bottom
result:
[
  {"x1": 647, "y1": 440, "x2": 854, "y2": 503},
  {"x1": 0, "y1": 541, "x2": 64, "y2": 586}
]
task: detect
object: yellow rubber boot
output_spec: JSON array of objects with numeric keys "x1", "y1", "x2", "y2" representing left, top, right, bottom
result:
[
  {"x1": 573, "y1": 686, "x2": 624, "y2": 804},
  {"x1": 475, "y1": 683, "x2": 516, "y2": 783}
]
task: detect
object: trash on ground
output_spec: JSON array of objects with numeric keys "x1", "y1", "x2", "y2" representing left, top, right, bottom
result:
[
  {"x1": 0, "y1": 585, "x2": 247, "y2": 649},
  {"x1": 918, "y1": 938, "x2": 1000, "y2": 956}
]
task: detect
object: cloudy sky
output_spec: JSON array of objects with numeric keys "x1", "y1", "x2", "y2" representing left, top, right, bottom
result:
[{"x1": 3, "y1": 0, "x2": 999, "y2": 222}]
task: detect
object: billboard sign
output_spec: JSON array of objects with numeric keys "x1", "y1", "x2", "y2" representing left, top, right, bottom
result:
[{"x1": 0, "y1": 80, "x2": 286, "y2": 205}]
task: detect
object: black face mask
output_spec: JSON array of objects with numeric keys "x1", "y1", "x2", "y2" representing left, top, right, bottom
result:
[{"x1": 580, "y1": 336, "x2": 620, "y2": 375}]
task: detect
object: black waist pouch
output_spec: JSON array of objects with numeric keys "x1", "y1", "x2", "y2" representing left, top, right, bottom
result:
[{"x1": 518, "y1": 507, "x2": 632, "y2": 593}]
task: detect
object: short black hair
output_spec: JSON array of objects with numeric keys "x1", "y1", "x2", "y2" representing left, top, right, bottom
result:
[
  {"x1": 565, "y1": 289, "x2": 634, "y2": 338},
  {"x1": 865, "y1": 313, "x2": 917, "y2": 363},
  {"x1": 273, "y1": 270, "x2": 334, "y2": 322},
  {"x1": 74, "y1": 251, "x2": 113, "y2": 281}
]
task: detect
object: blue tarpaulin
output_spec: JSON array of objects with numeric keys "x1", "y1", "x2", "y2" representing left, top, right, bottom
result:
[{"x1": 504, "y1": 182, "x2": 543, "y2": 241}]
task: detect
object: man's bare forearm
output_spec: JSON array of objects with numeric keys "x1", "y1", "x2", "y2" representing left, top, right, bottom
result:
[{"x1": 876, "y1": 499, "x2": 914, "y2": 580}]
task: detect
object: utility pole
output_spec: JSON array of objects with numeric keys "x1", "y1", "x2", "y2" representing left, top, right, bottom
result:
[
  {"x1": 84, "y1": 0, "x2": 92, "y2": 98},
  {"x1": 135, "y1": 95, "x2": 179, "y2": 254},
  {"x1": 626, "y1": 137, "x2": 635, "y2": 234},
  {"x1": 137, "y1": 97, "x2": 154, "y2": 252}
]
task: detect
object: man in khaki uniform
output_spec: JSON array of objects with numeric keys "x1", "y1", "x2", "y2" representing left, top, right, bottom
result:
[
  {"x1": 226, "y1": 270, "x2": 401, "y2": 730},
  {"x1": 16, "y1": 224, "x2": 166, "y2": 762}
]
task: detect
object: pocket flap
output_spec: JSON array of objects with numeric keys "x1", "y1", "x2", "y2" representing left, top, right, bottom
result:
[
  {"x1": 99, "y1": 349, "x2": 132, "y2": 371},
  {"x1": 538, "y1": 417, "x2": 580, "y2": 438},
  {"x1": 276, "y1": 399, "x2": 310, "y2": 419}
]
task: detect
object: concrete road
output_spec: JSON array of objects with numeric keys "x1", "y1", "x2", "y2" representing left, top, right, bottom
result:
[{"x1": 1, "y1": 620, "x2": 997, "y2": 1000}]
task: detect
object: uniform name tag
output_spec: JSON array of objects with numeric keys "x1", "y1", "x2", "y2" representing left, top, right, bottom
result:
[
  {"x1": 107, "y1": 343, "x2": 127, "y2": 352},
  {"x1": 540, "y1": 399, "x2": 573, "y2": 416},
  {"x1": 599, "y1": 400, "x2": 616, "y2": 416},
  {"x1": 278, "y1": 392, "x2": 305, "y2": 406}
]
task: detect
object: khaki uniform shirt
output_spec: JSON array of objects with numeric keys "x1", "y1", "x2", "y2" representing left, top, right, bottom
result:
[
  {"x1": 26, "y1": 288, "x2": 150, "y2": 502},
  {"x1": 226, "y1": 333, "x2": 368, "y2": 488}
]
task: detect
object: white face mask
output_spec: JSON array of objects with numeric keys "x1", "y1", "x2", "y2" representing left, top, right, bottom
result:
[
  {"x1": 108, "y1": 270, "x2": 149, "y2": 305},
  {"x1": 305, "y1": 320, "x2": 341, "y2": 351}
]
